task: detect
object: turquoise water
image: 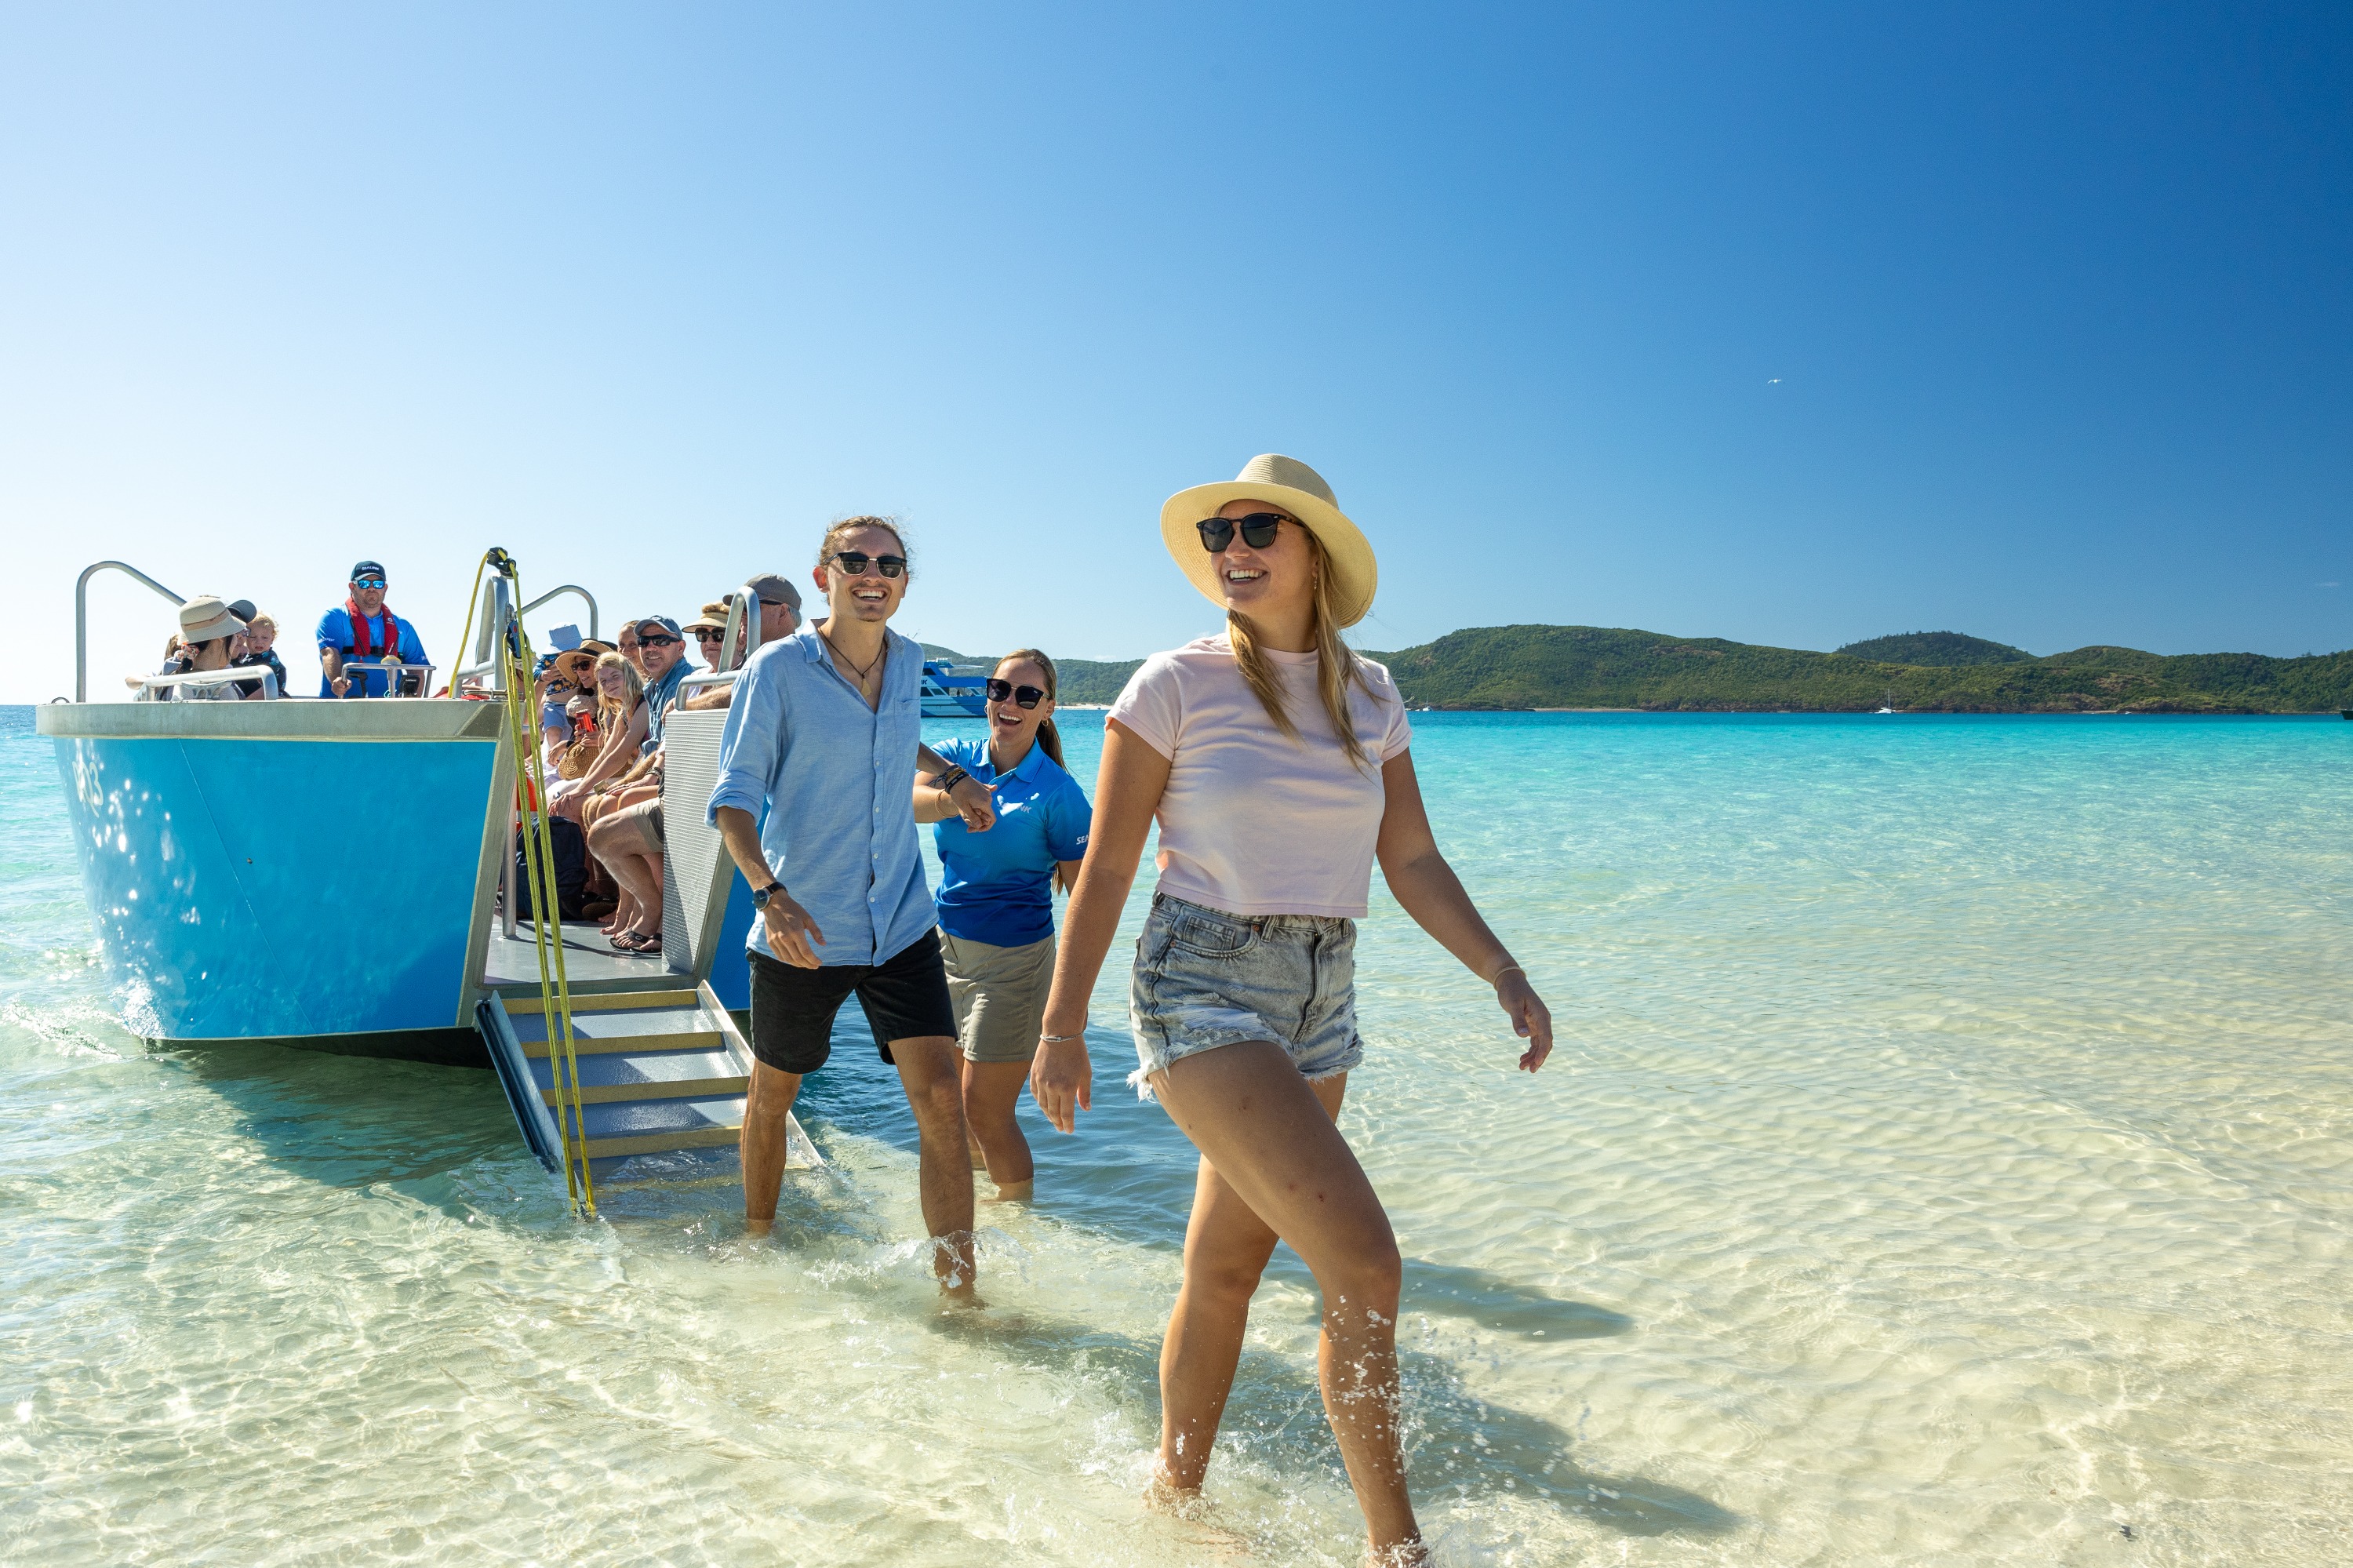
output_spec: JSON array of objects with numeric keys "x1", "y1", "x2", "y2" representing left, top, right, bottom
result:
[{"x1": 3, "y1": 707, "x2": 2349, "y2": 1565}]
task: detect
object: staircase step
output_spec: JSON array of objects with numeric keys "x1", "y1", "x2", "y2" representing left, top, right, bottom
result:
[
  {"x1": 544, "y1": 1075, "x2": 748, "y2": 1106},
  {"x1": 530, "y1": 1046, "x2": 742, "y2": 1094},
  {"x1": 583, "y1": 1126, "x2": 742, "y2": 1159},
  {"x1": 521, "y1": 1030, "x2": 721, "y2": 1059},
  {"x1": 503, "y1": 988, "x2": 700, "y2": 1015}
]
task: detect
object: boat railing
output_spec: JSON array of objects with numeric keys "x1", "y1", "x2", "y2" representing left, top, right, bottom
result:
[
  {"x1": 75, "y1": 560, "x2": 186, "y2": 704},
  {"x1": 330, "y1": 661, "x2": 438, "y2": 698},
  {"x1": 133, "y1": 666, "x2": 282, "y2": 700},
  {"x1": 518, "y1": 584, "x2": 600, "y2": 642}
]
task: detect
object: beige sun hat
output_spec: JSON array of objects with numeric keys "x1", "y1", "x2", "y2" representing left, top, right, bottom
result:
[
  {"x1": 177, "y1": 595, "x2": 245, "y2": 644},
  {"x1": 1158, "y1": 454, "x2": 1378, "y2": 628}
]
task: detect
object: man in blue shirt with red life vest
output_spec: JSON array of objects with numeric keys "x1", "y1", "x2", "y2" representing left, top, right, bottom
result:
[{"x1": 317, "y1": 561, "x2": 428, "y2": 698}]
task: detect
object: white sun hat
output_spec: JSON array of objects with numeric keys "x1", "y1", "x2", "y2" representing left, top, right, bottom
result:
[
  {"x1": 177, "y1": 595, "x2": 246, "y2": 645},
  {"x1": 1158, "y1": 453, "x2": 1378, "y2": 628}
]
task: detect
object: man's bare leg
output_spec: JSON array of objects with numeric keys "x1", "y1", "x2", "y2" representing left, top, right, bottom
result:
[
  {"x1": 889, "y1": 1035, "x2": 978, "y2": 1293},
  {"x1": 740, "y1": 1059, "x2": 804, "y2": 1235}
]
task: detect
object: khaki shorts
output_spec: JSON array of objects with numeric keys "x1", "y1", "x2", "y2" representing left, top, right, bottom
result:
[
  {"x1": 599, "y1": 797, "x2": 664, "y2": 858},
  {"x1": 940, "y1": 930, "x2": 1056, "y2": 1064}
]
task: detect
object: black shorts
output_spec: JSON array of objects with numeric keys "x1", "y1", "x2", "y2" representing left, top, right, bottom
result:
[{"x1": 747, "y1": 929, "x2": 958, "y2": 1075}]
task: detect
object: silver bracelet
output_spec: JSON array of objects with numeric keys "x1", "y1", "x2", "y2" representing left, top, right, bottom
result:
[{"x1": 1039, "y1": 1031, "x2": 1086, "y2": 1043}]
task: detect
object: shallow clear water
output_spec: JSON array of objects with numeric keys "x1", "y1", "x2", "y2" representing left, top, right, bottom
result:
[{"x1": 4, "y1": 706, "x2": 2349, "y2": 1566}]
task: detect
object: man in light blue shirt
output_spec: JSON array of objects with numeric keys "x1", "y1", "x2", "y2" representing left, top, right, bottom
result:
[{"x1": 710, "y1": 516, "x2": 998, "y2": 1291}]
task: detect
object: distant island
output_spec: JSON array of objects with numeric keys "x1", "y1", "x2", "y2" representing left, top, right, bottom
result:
[{"x1": 929, "y1": 628, "x2": 2353, "y2": 713}]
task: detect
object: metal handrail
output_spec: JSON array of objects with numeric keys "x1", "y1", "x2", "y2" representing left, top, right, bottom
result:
[
  {"x1": 325, "y1": 660, "x2": 437, "y2": 699},
  {"x1": 677, "y1": 580, "x2": 767, "y2": 695},
  {"x1": 76, "y1": 561, "x2": 185, "y2": 704},
  {"x1": 135, "y1": 666, "x2": 281, "y2": 700},
  {"x1": 519, "y1": 584, "x2": 598, "y2": 642}
]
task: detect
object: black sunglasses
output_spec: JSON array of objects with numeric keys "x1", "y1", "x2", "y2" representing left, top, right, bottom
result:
[
  {"x1": 984, "y1": 678, "x2": 1046, "y2": 708},
  {"x1": 829, "y1": 551, "x2": 907, "y2": 579},
  {"x1": 692, "y1": 628, "x2": 726, "y2": 641},
  {"x1": 1195, "y1": 514, "x2": 1286, "y2": 552},
  {"x1": 638, "y1": 633, "x2": 682, "y2": 648}
]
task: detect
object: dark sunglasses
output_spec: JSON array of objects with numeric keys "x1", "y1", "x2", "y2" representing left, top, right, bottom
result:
[
  {"x1": 692, "y1": 628, "x2": 726, "y2": 642},
  {"x1": 352, "y1": 578, "x2": 387, "y2": 590},
  {"x1": 1195, "y1": 514, "x2": 1286, "y2": 552},
  {"x1": 984, "y1": 678, "x2": 1046, "y2": 708},
  {"x1": 638, "y1": 633, "x2": 682, "y2": 648},
  {"x1": 829, "y1": 551, "x2": 907, "y2": 579}
]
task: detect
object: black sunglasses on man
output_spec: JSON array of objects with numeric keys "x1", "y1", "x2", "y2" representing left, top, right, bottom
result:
[{"x1": 829, "y1": 551, "x2": 907, "y2": 579}]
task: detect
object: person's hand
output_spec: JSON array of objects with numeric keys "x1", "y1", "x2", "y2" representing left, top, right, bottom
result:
[
  {"x1": 947, "y1": 775, "x2": 996, "y2": 832},
  {"x1": 1028, "y1": 1034, "x2": 1093, "y2": 1133},
  {"x1": 330, "y1": 675, "x2": 351, "y2": 697},
  {"x1": 1497, "y1": 970, "x2": 1555, "y2": 1073},
  {"x1": 760, "y1": 889, "x2": 826, "y2": 968}
]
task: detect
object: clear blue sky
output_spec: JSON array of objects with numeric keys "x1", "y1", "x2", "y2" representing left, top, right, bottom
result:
[{"x1": 5, "y1": 3, "x2": 2348, "y2": 701}]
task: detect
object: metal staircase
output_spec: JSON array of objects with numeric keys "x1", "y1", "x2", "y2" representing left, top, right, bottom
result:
[{"x1": 479, "y1": 977, "x2": 818, "y2": 1186}]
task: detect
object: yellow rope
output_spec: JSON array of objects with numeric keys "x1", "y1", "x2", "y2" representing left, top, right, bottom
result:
[{"x1": 488, "y1": 554, "x2": 596, "y2": 1220}]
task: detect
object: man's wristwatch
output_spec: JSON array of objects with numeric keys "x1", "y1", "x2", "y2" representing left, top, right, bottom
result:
[{"x1": 751, "y1": 882, "x2": 784, "y2": 911}]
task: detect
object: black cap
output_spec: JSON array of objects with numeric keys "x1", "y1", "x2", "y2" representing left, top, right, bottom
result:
[
  {"x1": 350, "y1": 561, "x2": 387, "y2": 582},
  {"x1": 225, "y1": 599, "x2": 258, "y2": 623}
]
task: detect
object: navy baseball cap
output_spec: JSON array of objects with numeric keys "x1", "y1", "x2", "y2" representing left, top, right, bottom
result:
[
  {"x1": 635, "y1": 616, "x2": 682, "y2": 638},
  {"x1": 350, "y1": 561, "x2": 387, "y2": 582}
]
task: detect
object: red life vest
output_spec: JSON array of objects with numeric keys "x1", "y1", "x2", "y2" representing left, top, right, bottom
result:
[{"x1": 344, "y1": 600, "x2": 402, "y2": 659}]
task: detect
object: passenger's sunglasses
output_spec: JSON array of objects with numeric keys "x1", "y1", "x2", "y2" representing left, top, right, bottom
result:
[
  {"x1": 638, "y1": 634, "x2": 682, "y2": 648},
  {"x1": 692, "y1": 628, "x2": 726, "y2": 642},
  {"x1": 984, "y1": 678, "x2": 1046, "y2": 708},
  {"x1": 352, "y1": 578, "x2": 387, "y2": 590},
  {"x1": 1195, "y1": 514, "x2": 1286, "y2": 552},
  {"x1": 829, "y1": 551, "x2": 907, "y2": 579}
]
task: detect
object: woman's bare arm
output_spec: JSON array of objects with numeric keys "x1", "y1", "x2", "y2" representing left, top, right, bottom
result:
[
  {"x1": 1030, "y1": 720, "x2": 1172, "y2": 1132},
  {"x1": 1374, "y1": 749, "x2": 1555, "y2": 1072}
]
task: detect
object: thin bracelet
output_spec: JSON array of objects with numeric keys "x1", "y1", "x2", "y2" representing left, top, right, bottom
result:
[
  {"x1": 1039, "y1": 1031, "x2": 1086, "y2": 1042},
  {"x1": 1488, "y1": 962, "x2": 1526, "y2": 984}
]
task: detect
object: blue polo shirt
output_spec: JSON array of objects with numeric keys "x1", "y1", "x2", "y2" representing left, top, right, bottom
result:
[
  {"x1": 929, "y1": 735, "x2": 1091, "y2": 949},
  {"x1": 707, "y1": 625, "x2": 935, "y2": 966},
  {"x1": 315, "y1": 607, "x2": 427, "y2": 698}
]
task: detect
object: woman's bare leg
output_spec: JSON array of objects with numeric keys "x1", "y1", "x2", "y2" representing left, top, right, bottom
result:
[
  {"x1": 1151, "y1": 1043, "x2": 1416, "y2": 1558},
  {"x1": 961, "y1": 1058, "x2": 1035, "y2": 1195}
]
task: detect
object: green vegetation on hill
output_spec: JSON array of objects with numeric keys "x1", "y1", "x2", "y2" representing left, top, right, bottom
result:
[
  {"x1": 931, "y1": 628, "x2": 2353, "y2": 712},
  {"x1": 1835, "y1": 631, "x2": 2032, "y2": 666},
  {"x1": 1366, "y1": 625, "x2": 2353, "y2": 712}
]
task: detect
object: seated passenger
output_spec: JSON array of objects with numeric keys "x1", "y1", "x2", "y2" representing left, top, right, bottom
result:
[
  {"x1": 318, "y1": 561, "x2": 428, "y2": 698},
  {"x1": 228, "y1": 605, "x2": 289, "y2": 698},
  {"x1": 682, "y1": 573, "x2": 803, "y2": 711},
  {"x1": 583, "y1": 617, "x2": 690, "y2": 955},
  {"x1": 534, "y1": 648, "x2": 602, "y2": 771},
  {"x1": 139, "y1": 597, "x2": 252, "y2": 701}
]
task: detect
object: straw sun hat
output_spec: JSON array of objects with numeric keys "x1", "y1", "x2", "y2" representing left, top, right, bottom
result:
[
  {"x1": 177, "y1": 595, "x2": 245, "y2": 645},
  {"x1": 1159, "y1": 454, "x2": 1378, "y2": 628}
]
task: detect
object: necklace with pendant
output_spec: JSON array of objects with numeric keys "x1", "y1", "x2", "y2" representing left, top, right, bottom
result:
[{"x1": 820, "y1": 628, "x2": 884, "y2": 683}]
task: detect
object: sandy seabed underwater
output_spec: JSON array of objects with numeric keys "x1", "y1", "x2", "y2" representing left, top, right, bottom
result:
[{"x1": 3, "y1": 706, "x2": 2349, "y2": 1566}]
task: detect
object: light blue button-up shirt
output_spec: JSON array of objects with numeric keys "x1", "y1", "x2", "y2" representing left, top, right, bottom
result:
[{"x1": 707, "y1": 624, "x2": 934, "y2": 966}]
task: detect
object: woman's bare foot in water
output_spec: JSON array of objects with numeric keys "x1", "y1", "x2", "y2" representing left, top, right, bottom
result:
[{"x1": 1364, "y1": 1541, "x2": 1431, "y2": 1566}]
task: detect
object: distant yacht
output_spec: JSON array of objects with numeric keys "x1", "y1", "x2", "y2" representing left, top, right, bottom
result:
[
  {"x1": 1876, "y1": 687, "x2": 1898, "y2": 715},
  {"x1": 920, "y1": 657, "x2": 988, "y2": 717}
]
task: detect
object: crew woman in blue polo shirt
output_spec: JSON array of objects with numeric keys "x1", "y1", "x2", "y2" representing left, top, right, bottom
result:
[{"x1": 915, "y1": 649, "x2": 1091, "y2": 1199}]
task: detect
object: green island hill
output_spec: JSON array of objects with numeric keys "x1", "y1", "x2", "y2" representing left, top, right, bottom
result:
[{"x1": 929, "y1": 629, "x2": 2353, "y2": 714}]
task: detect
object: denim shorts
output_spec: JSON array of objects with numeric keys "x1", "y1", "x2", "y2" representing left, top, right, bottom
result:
[{"x1": 1126, "y1": 893, "x2": 1363, "y2": 1097}]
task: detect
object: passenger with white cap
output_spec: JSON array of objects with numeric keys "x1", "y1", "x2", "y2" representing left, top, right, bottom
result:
[{"x1": 1029, "y1": 456, "x2": 1555, "y2": 1563}]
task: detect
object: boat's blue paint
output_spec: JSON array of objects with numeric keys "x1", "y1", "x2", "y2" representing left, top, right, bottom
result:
[
  {"x1": 707, "y1": 871, "x2": 755, "y2": 1011},
  {"x1": 54, "y1": 736, "x2": 493, "y2": 1039}
]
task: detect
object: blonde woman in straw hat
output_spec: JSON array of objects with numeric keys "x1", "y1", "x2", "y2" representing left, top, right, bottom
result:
[{"x1": 1031, "y1": 456, "x2": 1554, "y2": 1561}]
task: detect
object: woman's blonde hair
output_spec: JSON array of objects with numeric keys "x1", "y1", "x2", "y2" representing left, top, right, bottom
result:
[
  {"x1": 594, "y1": 650, "x2": 644, "y2": 731},
  {"x1": 1226, "y1": 526, "x2": 1373, "y2": 773}
]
